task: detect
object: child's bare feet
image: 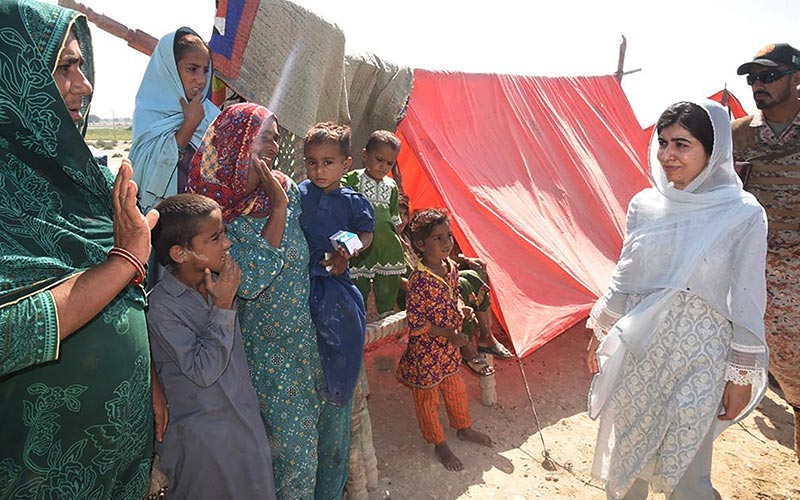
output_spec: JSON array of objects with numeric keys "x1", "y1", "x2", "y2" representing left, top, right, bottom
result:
[
  {"x1": 434, "y1": 442, "x2": 463, "y2": 471},
  {"x1": 457, "y1": 427, "x2": 493, "y2": 447}
]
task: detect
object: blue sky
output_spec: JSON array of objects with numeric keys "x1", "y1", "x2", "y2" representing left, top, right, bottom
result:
[{"x1": 47, "y1": 0, "x2": 800, "y2": 127}]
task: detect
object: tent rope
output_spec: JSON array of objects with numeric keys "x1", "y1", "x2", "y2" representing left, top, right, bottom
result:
[
  {"x1": 736, "y1": 421, "x2": 766, "y2": 444},
  {"x1": 515, "y1": 356, "x2": 556, "y2": 470},
  {"x1": 515, "y1": 356, "x2": 605, "y2": 491}
]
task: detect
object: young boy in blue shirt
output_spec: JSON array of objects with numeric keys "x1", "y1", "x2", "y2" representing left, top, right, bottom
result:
[{"x1": 298, "y1": 122, "x2": 374, "y2": 499}]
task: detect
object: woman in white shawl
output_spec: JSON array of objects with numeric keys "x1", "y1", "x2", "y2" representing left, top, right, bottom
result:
[
  {"x1": 130, "y1": 27, "x2": 219, "y2": 210},
  {"x1": 586, "y1": 100, "x2": 768, "y2": 500}
]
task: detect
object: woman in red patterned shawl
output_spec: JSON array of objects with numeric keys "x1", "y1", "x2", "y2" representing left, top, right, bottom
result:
[{"x1": 187, "y1": 103, "x2": 350, "y2": 499}]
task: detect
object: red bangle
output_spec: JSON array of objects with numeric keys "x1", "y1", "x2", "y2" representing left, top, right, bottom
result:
[{"x1": 109, "y1": 247, "x2": 146, "y2": 286}]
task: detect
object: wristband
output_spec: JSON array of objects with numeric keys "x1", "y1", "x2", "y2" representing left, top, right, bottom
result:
[{"x1": 109, "y1": 247, "x2": 146, "y2": 286}]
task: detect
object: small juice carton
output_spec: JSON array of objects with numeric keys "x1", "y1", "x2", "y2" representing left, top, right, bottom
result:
[{"x1": 329, "y1": 230, "x2": 363, "y2": 256}]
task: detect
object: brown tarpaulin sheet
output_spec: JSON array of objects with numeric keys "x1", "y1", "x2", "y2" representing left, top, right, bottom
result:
[{"x1": 397, "y1": 71, "x2": 650, "y2": 357}]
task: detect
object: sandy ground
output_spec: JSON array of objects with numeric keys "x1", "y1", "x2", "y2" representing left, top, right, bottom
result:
[
  {"x1": 362, "y1": 323, "x2": 799, "y2": 500},
  {"x1": 97, "y1": 142, "x2": 129, "y2": 173},
  {"x1": 96, "y1": 144, "x2": 799, "y2": 499}
]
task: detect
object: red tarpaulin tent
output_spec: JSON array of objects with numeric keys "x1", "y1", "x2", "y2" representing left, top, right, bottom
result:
[
  {"x1": 397, "y1": 71, "x2": 650, "y2": 357},
  {"x1": 642, "y1": 89, "x2": 748, "y2": 141}
]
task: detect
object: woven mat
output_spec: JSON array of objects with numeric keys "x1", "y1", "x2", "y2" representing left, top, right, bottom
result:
[
  {"x1": 213, "y1": 0, "x2": 349, "y2": 137},
  {"x1": 345, "y1": 52, "x2": 413, "y2": 168}
]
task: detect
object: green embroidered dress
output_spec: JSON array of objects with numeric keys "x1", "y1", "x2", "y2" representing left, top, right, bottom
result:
[
  {"x1": 342, "y1": 169, "x2": 406, "y2": 314},
  {"x1": 0, "y1": 1, "x2": 152, "y2": 498},
  {"x1": 342, "y1": 169, "x2": 405, "y2": 277}
]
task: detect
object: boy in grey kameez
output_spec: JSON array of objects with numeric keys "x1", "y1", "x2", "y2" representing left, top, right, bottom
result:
[{"x1": 147, "y1": 194, "x2": 276, "y2": 500}]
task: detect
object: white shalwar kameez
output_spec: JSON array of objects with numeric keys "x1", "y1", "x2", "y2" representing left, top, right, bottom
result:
[{"x1": 588, "y1": 100, "x2": 769, "y2": 499}]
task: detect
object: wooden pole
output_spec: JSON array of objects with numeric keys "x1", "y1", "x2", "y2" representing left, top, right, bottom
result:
[
  {"x1": 615, "y1": 34, "x2": 642, "y2": 83},
  {"x1": 615, "y1": 34, "x2": 627, "y2": 83},
  {"x1": 721, "y1": 84, "x2": 733, "y2": 119},
  {"x1": 58, "y1": 0, "x2": 158, "y2": 56}
]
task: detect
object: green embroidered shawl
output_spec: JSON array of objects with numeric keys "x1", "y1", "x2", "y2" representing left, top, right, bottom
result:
[
  {"x1": 0, "y1": 4, "x2": 152, "y2": 498},
  {"x1": 0, "y1": 0, "x2": 130, "y2": 307}
]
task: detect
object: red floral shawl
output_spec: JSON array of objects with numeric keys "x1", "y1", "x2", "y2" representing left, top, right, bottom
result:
[{"x1": 187, "y1": 102, "x2": 287, "y2": 222}]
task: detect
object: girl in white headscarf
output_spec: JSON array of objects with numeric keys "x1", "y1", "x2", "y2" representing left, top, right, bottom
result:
[{"x1": 586, "y1": 100, "x2": 768, "y2": 500}]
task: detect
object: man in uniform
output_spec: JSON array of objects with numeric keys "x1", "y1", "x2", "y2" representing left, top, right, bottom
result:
[{"x1": 732, "y1": 43, "x2": 800, "y2": 463}]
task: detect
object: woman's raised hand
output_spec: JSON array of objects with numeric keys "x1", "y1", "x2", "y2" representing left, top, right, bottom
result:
[
  {"x1": 252, "y1": 158, "x2": 289, "y2": 210},
  {"x1": 112, "y1": 160, "x2": 159, "y2": 264}
]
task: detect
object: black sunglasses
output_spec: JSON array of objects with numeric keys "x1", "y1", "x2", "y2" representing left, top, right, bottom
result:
[{"x1": 746, "y1": 69, "x2": 796, "y2": 85}]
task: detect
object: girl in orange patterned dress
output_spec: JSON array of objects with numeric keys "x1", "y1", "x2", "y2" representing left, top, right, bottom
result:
[{"x1": 396, "y1": 208, "x2": 493, "y2": 471}]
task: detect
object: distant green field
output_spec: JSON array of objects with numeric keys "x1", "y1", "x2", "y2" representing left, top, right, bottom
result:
[{"x1": 85, "y1": 128, "x2": 132, "y2": 142}]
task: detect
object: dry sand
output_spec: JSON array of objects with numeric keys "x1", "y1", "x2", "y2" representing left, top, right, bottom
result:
[{"x1": 363, "y1": 324, "x2": 799, "y2": 500}]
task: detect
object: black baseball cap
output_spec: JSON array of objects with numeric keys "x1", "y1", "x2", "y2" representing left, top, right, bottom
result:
[{"x1": 737, "y1": 43, "x2": 800, "y2": 75}]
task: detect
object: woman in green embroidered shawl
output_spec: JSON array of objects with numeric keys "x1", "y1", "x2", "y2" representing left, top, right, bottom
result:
[{"x1": 0, "y1": 1, "x2": 160, "y2": 498}]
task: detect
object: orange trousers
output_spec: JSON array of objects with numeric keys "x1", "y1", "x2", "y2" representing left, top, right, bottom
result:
[{"x1": 411, "y1": 373, "x2": 472, "y2": 444}]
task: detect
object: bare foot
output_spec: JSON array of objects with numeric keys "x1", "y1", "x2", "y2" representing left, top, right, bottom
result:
[
  {"x1": 434, "y1": 442, "x2": 463, "y2": 471},
  {"x1": 457, "y1": 427, "x2": 493, "y2": 447}
]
